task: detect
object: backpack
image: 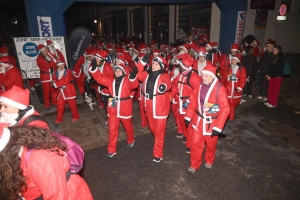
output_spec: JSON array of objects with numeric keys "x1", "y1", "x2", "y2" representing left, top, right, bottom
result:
[
  {"x1": 23, "y1": 115, "x2": 84, "y2": 174},
  {"x1": 283, "y1": 58, "x2": 291, "y2": 76}
]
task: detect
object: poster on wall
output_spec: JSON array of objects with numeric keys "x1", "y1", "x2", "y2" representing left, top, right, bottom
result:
[
  {"x1": 235, "y1": 11, "x2": 246, "y2": 44},
  {"x1": 13, "y1": 37, "x2": 67, "y2": 78},
  {"x1": 37, "y1": 16, "x2": 53, "y2": 37},
  {"x1": 254, "y1": 9, "x2": 269, "y2": 47}
]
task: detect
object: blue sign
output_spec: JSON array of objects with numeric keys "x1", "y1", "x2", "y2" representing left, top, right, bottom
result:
[{"x1": 23, "y1": 42, "x2": 38, "y2": 57}]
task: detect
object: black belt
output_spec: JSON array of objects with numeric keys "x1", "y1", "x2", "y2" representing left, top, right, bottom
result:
[
  {"x1": 40, "y1": 71, "x2": 52, "y2": 74},
  {"x1": 195, "y1": 110, "x2": 218, "y2": 129},
  {"x1": 180, "y1": 96, "x2": 190, "y2": 100},
  {"x1": 115, "y1": 96, "x2": 130, "y2": 101},
  {"x1": 142, "y1": 92, "x2": 159, "y2": 99}
]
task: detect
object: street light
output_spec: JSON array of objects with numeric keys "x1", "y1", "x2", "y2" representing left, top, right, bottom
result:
[{"x1": 94, "y1": 20, "x2": 97, "y2": 24}]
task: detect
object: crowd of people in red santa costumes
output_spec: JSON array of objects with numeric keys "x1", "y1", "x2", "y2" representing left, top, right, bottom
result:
[{"x1": 0, "y1": 26, "x2": 289, "y2": 198}]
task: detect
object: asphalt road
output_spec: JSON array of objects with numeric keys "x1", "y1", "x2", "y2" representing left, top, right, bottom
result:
[{"x1": 81, "y1": 102, "x2": 300, "y2": 200}]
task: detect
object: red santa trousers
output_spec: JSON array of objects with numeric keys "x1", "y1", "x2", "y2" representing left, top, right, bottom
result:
[
  {"x1": 145, "y1": 101, "x2": 167, "y2": 158},
  {"x1": 138, "y1": 99, "x2": 148, "y2": 128},
  {"x1": 171, "y1": 103, "x2": 183, "y2": 134},
  {"x1": 178, "y1": 112, "x2": 192, "y2": 148},
  {"x1": 228, "y1": 97, "x2": 241, "y2": 120},
  {"x1": 267, "y1": 77, "x2": 283, "y2": 107},
  {"x1": 190, "y1": 127, "x2": 219, "y2": 170},
  {"x1": 107, "y1": 111, "x2": 135, "y2": 154},
  {"x1": 56, "y1": 95, "x2": 79, "y2": 121},
  {"x1": 42, "y1": 82, "x2": 57, "y2": 107}
]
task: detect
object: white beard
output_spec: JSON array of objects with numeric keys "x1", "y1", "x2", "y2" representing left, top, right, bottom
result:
[
  {"x1": 132, "y1": 54, "x2": 137, "y2": 61},
  {"x1": 49, "y1": 46, "x2": 56, "y2": 55},
  {"x1": 44, "y1": 54, "x2": 52, "y2": 62},
  {"x1": 0, "y1": 112, "x2": 19, "y2": 125},
  {"x1": 58, "y1": 69, "x2": 65, "y2": 79},
  {"x1": 198, "y1": 60, "x2": 206, "y2": 74},
  {"x1": 231, "y1": 64, "x2": 239, "y2": 74}
]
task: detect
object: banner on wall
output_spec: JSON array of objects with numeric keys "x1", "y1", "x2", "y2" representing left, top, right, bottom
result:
[
  {"x1": 254, "y1": 9, "x2": 269, "y2": 47},
  {"x1": 37, "y1": 16, "x2": 53, "y2": 37},
  {"x1": 13, "y1": 37, "x2": 67, "y2": 78},
  {"x1": 235, "y1": 11, "x2": 246, "y2": 44}
]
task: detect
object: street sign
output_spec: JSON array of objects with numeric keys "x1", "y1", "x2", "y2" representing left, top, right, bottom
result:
[
  {"x1": 277, "y1": 16, "x2": 286, "y2": 21},
  {"x1": 279, "y1": 4, "x2": 287, "y2": 16}
]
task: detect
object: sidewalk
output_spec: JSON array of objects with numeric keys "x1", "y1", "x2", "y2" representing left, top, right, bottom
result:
[{"x1": 30, "y1": 63, "x2": 300, "y2": 151}]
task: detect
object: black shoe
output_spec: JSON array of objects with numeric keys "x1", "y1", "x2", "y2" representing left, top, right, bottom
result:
[
  {"x1": 186, "y1": 148, "x2": 190, "y2": 154},
  {"x1": 182, "y1": 136, "x2": 186, "y2": 144},
  {"x1": 152, "y1": 157, "x2": 162, "y2": 163}
]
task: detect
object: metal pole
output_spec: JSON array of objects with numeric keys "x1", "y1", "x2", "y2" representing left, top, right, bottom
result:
[{"x1": 275, "y1": 20, "x2": 280, "y2": 43}]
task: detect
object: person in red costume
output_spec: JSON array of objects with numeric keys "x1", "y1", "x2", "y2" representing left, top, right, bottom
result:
[
  {"x1": 220, "y1": 44, "x2": 242, "y2": 81},
  {"x1": 0, "y1": 126, "x2": 93, "y2": 200},
  {"x1": 51, "y1": 61, "x2": 80, "y2": 123},
  {"x1": 137, "y1": 54, "x2": 172, "y2": 162},
  {"x1": 221, "y1": 54, "x2": 246, "y2": 121},
  {"x1": 170, "y1": 53, "x2": 201, "y2": 153},
  {"x1": 184, "y1": 64, "x2": 229, "y2": 175},
  {"x1": 93, "y1": 50, "x2": 114, "y2": 127},
  {"x1": 46, "y1": 40, "x2": 66, "y2": 65},
  {"x1": 89, "y1": 61, "x2": 139, "y2": 157},
  {"x1": 36, "y1": 44, "x2": 57, "y2": 110},
  {"x1": 205, "y1": 42, "x2": 222, "y2": 67},
  {"x1": 0, "y1": 45, "x2": 17, "y2": 68},
  {"x1": 0, "y1": 86, "x2": 48, "y2": 129},
  {"x1": 192, "y1": 47, "x2": 212, "y2": 75},
  {"x1": 0, "y1": 56, "x2": 24, "y2": 93},
  {"x1": 72, "y1": 54, "x2": 86, "y2": 96}
]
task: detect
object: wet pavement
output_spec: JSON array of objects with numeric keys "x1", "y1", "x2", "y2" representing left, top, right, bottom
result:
[{"x1": 29, "y1": 60, "x2": 300, "y2": 199}]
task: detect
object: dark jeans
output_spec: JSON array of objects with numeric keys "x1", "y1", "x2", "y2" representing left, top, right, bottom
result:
[
  {"x1": 243, "y1": 76, "x2": 253, "y2": 95},
  {"x1": 258, "y1": 70, "x2": 269, "y2": 97}
]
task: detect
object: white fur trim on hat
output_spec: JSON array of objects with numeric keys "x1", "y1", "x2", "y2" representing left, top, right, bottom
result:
[
  {"x1": 199, "y1": 52, "x2": 206, "y2": 57},
  {"x1": 0, "y1": 128, "x2": 10, "y2": 152},
  {"x1": 0, "y1": 96, "x2": 27, "y2": 110},
  {"x1": 57, "y1": 61, "x2": 65, "y2": 66},
  {"x1": 114, "y1": 65, "x2": 126, "y2": 74},
  {"x1": 232, "y1": 56, "x2": 240, "y2": 62},
  {"x1": 201, "y1": 70, "x2": 216, "y2": 78},
  {"x1": 177, "y1": 60, "x2": 191, "y2": 71}
]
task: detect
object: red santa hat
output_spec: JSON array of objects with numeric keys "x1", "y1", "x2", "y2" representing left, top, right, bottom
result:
[
  {"x1": 106, "y1": 44, "x2": 114, "y2": 51},
  {"x1": 138, "y1": 53, "x2": 145, "y2": 59},
  {"x1": 116, "y1": 54, "x2": 127, "y2": 65},
  {"x1": 152, "y1": 49, "x2": 160, "y2": 55},
  {"x1": 202, "y1": 63, "x2": 217, "y2": 78},
  {"x1": 95, "y1": 50, "x2": 107, "y2": 60},
  {"x1": 198, "y1": 47, "x2": 207, "y2": 57},
  {"x1": 0, "y1": 127, "x2": 10, "y2": 152},
  {"x1": 46, "y1": 40, "x2": 54, "y2": 46},
  {"x1": 211, "y1": 42, "x2": 219, "y2": 49},
  {"x1": 265, "y1": 39, "x2": 276, "y2": 45},
  {"x1": 56, "y1": 60, "x2": 65, "y2": 66},
  {"x1": 0, "y1": 57, "x2": 11, "y2": 66},
  {"x1": 36, "y1": 44, "x2": 47, "y2": 51},
  {"x1": 114, "y1": 65, "x2": 126, "y2": 75},
  {"x1": 179, "y1": 43, "x2": 190, "y2": 53},
  {"x1": 153, "y1": 56, "x2": 167, "y2": 69},
  {"x1": 0, "y1": 46, "x2": 8, "y2": 54},
  {"x1": 0, "y1": 86, "x2": 30, "y2": 110},
  {"x1": 139, "y1": 43, "x2": 147, "y2": 50},
  {"x1": 232, "y1": 54, "x2": 242, "y2": 62},
  {"x1": 176, "y1": 53, "x2": 193, "y2": 70},
  {"x1": 230, "y1": 44, "x2": 240, "y2": 51}
]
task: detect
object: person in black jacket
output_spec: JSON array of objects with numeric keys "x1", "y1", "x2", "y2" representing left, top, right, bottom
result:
[
  {"x1": 256, "y1": 40, "x2": 274, "y2": 101},
  {"x1": 264, "y1": 45, "x2": 285, "y2": 108},
  {"x1": 241, "y1": 46, "x2": 258, "y2": 98}
]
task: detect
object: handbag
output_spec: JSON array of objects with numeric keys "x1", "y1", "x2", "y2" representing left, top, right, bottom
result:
[{"x1": 283, "y1": 58, "x2": 291, "y2": 76}]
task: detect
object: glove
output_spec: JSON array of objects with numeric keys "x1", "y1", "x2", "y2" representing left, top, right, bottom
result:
[
  {"x1": 235, "y1": 88, "x2": 242, "y2": 93},
  {"x1": 129, "y1": 67, "x2": 138, "y2": 79},
  {"x1": 72, "y1": 71, "x2": 76, "y2": 75},
  {"x1": 91, "y1": 58, "x2": 97, "y2": 71},
  {"x1": 142, "y1": 53, "x2": 150, "y2": 63},
  {"x1": 51, "y1": 81, "x2": 57, "y2": 88},
  {"x1": 158, "y1": 83, "x2": 167, "y2": 94},
  {"x1": 182, "y1": 101, "x2": 189, "y2": 109},
  {"x1": 211, "y1": 129, "x2": 221, "y2": 136},
  {"x1": 184, "y1": 119, "x2": 190, "y2": 127}
]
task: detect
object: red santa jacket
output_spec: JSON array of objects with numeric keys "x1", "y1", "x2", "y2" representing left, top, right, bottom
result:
[
  {"x1": 52, "y1": 69, "x2": 77, "y2": 100},
  {"x1": 2, "y1": 55, "x2": 17, "y2": 68},
  {"x1": 89, "y1": 68, "x2": 138, "y2": 118},
  {"x1": 36, "y1": 55, "x2": 56, "y2": 82},
  {"x1": 93, "y1": 61, "x2": 114, "y2": 96},
  {"x1": 0, "y1": 65, "x2": 24, "y2": 92},
  {"x1": 72, "y1": 55, "x2": 85, "y2": 78},
  {"x1": 185, "y1": 78, "x2": 229, "y2": 135},
  {"x1": 137, "y1": 61, "x2": 172, "y2": 119},
  {"x1": 17, "y1": 106, "x2": 49, "y2": 129},
  {"x1": 221, "y1": 65, "x2": 247, "y2": 98},
  {"x1": 170, "y1": 70, "x2": 201, "y2": 114},
  {"x1": 20, "y1": 148, "x2": 93, "y2": 200}
]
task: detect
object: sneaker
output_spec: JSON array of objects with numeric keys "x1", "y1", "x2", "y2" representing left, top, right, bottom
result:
[
  {"x1": 176, "y1": 133, "x2": 183, "y2": 138},
  {"x1": 248, "y1": 95, "x2": 253, "y2": 98},
  {"x1": 241, "y1": 99, "x2": 246, "y2": 103},
  {"x1": 54, "y1": 120, "x2": 62, "y2": 124},
  {"x1": 187, "y1": 167, "x2": 196, "y2": 175},
  {"x1": 106, "y1": 152, "x2": 116, "y2": 157},
  {"x1": 127, "y1": 140, "x2": 135, "y2": 147},
  {"x1": 105, "y1": 121, "x2": 109, "y2": 125},
  {"x1": 139, "y1": 126, "x2": 148, "y2": 132},
  {"x1": 152, "y1": 157, "x2": 162, "y2": 162},
  {"x1": 186, "y1": 148, "x2": 190, "y2": 154},
  {"x1": 267, "y1": 104, "x2": 276, "y2": 108},
  {"x1": 46, "y1": 106, "x2": 51, "y2": 111},
  {"x1": 72, "y1": 118, "x2": 79, "y2": 122},
  {"x1": 242, "y1": 94, "x2": 246, "y2": 96},
  {"x1": 30, "y1": 87, "x2": 36, "y2": 91},
  {"x1": 182, "y1": 136, "x2": 186, "y2": 144},
  {"x1": 204, "y1": 163, "x2": 212, "y2": 170},
  {"x1": 264, "y1": 102, "x2": 270, "y2": 106},
  {"x1": 256, "y1": 96, "x2": 262, "y2": 100}
]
